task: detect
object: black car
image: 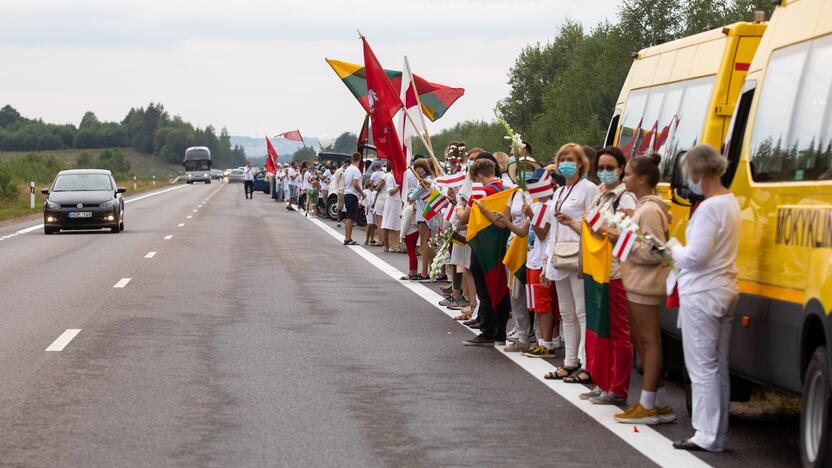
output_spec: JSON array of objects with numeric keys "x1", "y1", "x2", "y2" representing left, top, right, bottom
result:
[{"x1": 42, "y1": 169, "x2": 126, "y2": 234}]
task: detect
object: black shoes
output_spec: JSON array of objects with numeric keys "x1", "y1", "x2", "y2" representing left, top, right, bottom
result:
[
  {"x1": 463, "y1": 335, "x2": 495, "y2": 346},
  {"x1": 673, "y1": 438, "x2": 704, "y2": 451}
]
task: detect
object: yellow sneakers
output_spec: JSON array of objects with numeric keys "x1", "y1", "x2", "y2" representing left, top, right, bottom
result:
[
  {"x1": 656, "y1": 406, "x2": 677, "y2": 424},
  {"x1": 613, "y1": 403, "x2": 660, "y2": 424}
]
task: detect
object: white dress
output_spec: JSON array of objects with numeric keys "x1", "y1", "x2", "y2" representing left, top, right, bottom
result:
[{"x1": 381, "y1": 173, "x2": 402, "y2": 231}]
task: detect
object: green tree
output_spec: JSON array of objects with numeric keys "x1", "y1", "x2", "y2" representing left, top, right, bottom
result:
[
  {"x1": 292, "y1": 147, "x2": 317, "y2": 162},
  {"x1": 332, "y1": 132, "x2": 358, "y2": 153}
]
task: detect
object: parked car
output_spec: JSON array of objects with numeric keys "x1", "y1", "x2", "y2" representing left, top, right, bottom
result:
[
  {"x1": 227, "y1": 169, "x2": 245, "y2": 183},
  {"x1": 252, "y1": 171, "x2": 270, "y2": 194},
  {"x1": 41, "y1": 169, "x2": 125, "y2": 234}
]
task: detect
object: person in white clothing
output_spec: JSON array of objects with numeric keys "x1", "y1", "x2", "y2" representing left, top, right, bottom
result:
[
  {"x1": 243, "y1": 161, "x2": 256, "y2": 199},
  {"x1": 541, "y1": 143, "x2": 599, "y2": 381},
  {"x1": 287, "y1": 163, "x2": 299, "y2": 210},
  {"x1": 666, "y1": 144, "x2": 741, "y2": 453},
  {"x1": 381, "y1": 167, "x2": 402, "y2": 252}
]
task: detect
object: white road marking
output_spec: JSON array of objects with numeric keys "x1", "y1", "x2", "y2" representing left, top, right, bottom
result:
[
  {"x1": 46, "y1": 329, "x2": 82, "y2": 352},
  {"x1": 178, "y1": 223, "x2": 185, "y2": 227},
  {"x1": 0, "y1": 184, "x2": 190, "y2": 242},
  {"x1": 301, "y1": 215, "x2": 709, "y2": 468},
  {"x1": 113, "y1": 278, "x2": 131, "y2": 288},
  {"x1": 186, "y1": 215, "x2": 192, "y2": 219},
  {"x1": 192, "y1": 209, "x2": 198, "y2": 213},
  {"x1": 145, "y1": 251, "x2": 157, "y2": 258},
  {"x1": 164, "y1": 235, "x2": 173, "y2": 240}
]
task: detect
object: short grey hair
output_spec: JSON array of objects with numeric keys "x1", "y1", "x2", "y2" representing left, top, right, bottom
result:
[{"x1": 682, "y1": 144, "x2": 727, "y2": 180}]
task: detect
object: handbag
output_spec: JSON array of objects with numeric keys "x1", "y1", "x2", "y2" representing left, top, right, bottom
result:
[{"x1": 550, "y1": 183, "x2": 581, "y2": 272}]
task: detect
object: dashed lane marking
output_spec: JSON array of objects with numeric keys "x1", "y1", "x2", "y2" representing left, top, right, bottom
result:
[
  {"x1": 145, "y1": 251, "x2": 157, "y2": 259},
  {"x1": 186, "y1": 216, "x2": 192, "y2": 219},
  {"x1": 113, "y1": 278, "x2": 131, "y2": 288},
  {"x1": 300, "y1": 213, "x2": 709, "y2": 468},
  {"x1": 178, "y1": 223, "x2": 185, "y2": 227},
  {"x1": 45, "y1": 329, "x2": 82, "y2": 352},
  {"x1": 163, "y1": 235, "x2": 173, "y2": 240}
]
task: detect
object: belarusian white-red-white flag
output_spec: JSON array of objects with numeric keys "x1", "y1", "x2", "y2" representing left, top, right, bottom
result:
[
  {"x1": 435, "y1": 171, "x2": 466, "y2": 188},
  {"x1": 613, "y1": 229, "x2": 636, "y2": 261},
  {"x1": 397, "y1": 56, "x2": 426, "y2": 197},
  {"x1": 532, "y1": 201, "x2": 552, "y2": 229}
]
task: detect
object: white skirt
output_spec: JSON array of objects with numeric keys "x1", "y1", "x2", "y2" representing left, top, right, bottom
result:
[
  {"x1": 382, "y1": 197, "x2": 402, "y2": 230},
  {"x1": 449, "y1": 242, "x2": 471, "y2": 268},
  {"x1": 374, "y1": 195, "x2": 388, "y2": 216}
]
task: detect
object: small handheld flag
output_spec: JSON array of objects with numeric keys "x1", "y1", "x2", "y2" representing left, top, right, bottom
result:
[
  {"x1": 586, "y1": 205, "x2": 604, "y2": 232},
  {"x1": 468, "y1": 182, "x2": 486, "y2": 205},
  {"x1": 423, "y1": 190, "x2": 450, "y2": 220},
  {"x1": 435, "y1": 171, "x2": 466, "y2": 188},
  {"x1": 613, "y1": 229, "x2": 636, "y2": 261},
  {"x1": 532, "y1": 201, "x2": 551, "y2": 229},
  {"x1": 526, "y1": 171, "x2": 553, "y2": 199}
]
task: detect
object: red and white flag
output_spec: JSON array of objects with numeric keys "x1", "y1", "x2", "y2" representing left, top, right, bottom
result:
[
  {"x1": 435, "y1": 171, "x2": 466, "y2": 188},
  {"x1": 585, "y1": 205, "x2": 604, "y2": 232},
  {"x1": 526, "y1": 171, "x2": 553, "y2": 199},
  {"x1": 265, "y1": 137, "x2": 279, "y2": 174},
  {"x1": 613, "y1": 229, "x2": 636, "y2": 261},
  {"x1": 468, "y1": 182, "x2": 486, "y2": 206},
  {"x1": 532, "y1": 201, "x2": 551, "y2": 229},
  {"x1": 444, "y1": 204, "x2": 457, "y2": 223},
  {"x1": 276, "y1": 130, "x2": 303, "y2": 141}
]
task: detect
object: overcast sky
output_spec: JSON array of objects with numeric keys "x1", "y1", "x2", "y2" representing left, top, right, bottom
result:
[{"x1": 0, "y1": 0, "x2": 620, "y2": 138}]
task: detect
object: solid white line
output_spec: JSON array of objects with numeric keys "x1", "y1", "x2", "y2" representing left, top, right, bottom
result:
[
  {"x1": 1, "y1": 184, "x2": 190, "y2": 241},
  {"x1": 301, "y1": 215, "x2": 709, "y2": 468},
  {"x1": 145, "y1": 251, "x2": 157, "y2": 259},
  {"x1": 113, "y1": 277, "x2": 131, "y2": 288},
  {"x1": 45, "y1": 329, "x2": 82, "y2": 352},
  {"x1": 178, "y1": 223, "x2": 185, "y2": 227},
  {"x1": 164, "y1": 235, "x2": 173, "y2": 240}
]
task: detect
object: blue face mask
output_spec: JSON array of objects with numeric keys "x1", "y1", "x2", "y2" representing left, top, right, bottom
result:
[
  {"x1": 688, "y1": 176, "x2": 704, "y2": 195},
  {"x1": 597, "y1": 169, "x2": 619, "y2": 186},
  {"x1": 558, "y1": 161, "x2": 578, "y2": 179}
]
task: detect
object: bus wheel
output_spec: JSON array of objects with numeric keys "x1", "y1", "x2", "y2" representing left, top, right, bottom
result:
[{"x1": 801, "y1": 346, "x2": 830, "y2": 468}]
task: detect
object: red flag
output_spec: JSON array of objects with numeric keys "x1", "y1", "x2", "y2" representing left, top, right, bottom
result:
[
  {"x1": 265, "y1": 137, "x2": 279, "y2": 173},
  {"x1": 276, "y1": 130, "x2": 303, "y2": 141},
  {"x1": 362, "y1": 36, "x2": 406, "y2": 186}
]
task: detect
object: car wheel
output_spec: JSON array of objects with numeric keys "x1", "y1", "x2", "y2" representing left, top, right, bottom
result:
[
  {"x1": 327, "y1": 197, "x2": 338, "y2": 220},
  {"x1": 44, "y1": 226, "x2": 55, "y2": 235},
  {"x1": 119, "y1": 221, "x2": 125, "y2": 232},
  {"x1": 206, "y1": 180, "x2": 211, "y2": 184},
  {"x1": 111, "y1": 224, "x2": 120, "y2": 234},
  {"x1": 801, "y1": 346, "x2": 830, "y2": 468}
]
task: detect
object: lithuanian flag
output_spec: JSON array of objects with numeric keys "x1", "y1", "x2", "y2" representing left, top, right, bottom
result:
[
  {"x1": 466, "y1": 187, "x2": 517, "y2": 307},
  {"x1": 503, "y1": 234, "x2": 527, "y2": 286},
  {"x1": 582, "y1": 221, "x2": 613, "y2": 391},
  {"x1": 325, "y1": 59, "x2": 465, "y2": 122}
]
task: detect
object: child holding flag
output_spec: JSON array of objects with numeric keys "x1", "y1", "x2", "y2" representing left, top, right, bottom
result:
[{"x1": 614, "y1": 153, "x2": 675, "y2": 425}]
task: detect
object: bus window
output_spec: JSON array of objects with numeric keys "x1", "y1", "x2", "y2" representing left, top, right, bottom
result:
[
  {"x1": 619, "y1": 91, "x2": 648, "y2": 153},
  {"x1": 749, "y1": 40, "x2": 811, "y2": 181},
  {"x1": 722, "y1": 81, "x2": 757, "y2": 187},
  {"x1": 663, "y1": 76, "x2": 715, "y2": 177}
]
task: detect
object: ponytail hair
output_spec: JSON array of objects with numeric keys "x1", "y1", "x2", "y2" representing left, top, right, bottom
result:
[{"x1": 629, "y1": 153, "x2": 662, "y2": 187}]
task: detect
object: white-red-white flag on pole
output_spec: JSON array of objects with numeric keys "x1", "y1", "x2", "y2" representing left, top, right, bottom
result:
[
  {"x1": 586, "y1": 205, "x2": 604, "y2": 232},
  {"x1": 444, "y1": 204, "x2": 457, "y2": 223},
  {"x1": 531, "y1": 201, "x2": 552, "y2": 229},
  {"x1": 613, "y1": 229, "x2": 636, "y2": 261},
  {"x1": 435, "y1": 171, "x2": 466, "y2": 188},
  {"x1": 398, "y1": 56, "x2": 426, "y2": 197}
]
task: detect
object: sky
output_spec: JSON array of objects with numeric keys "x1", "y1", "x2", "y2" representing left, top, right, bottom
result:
[{"x1": 0, "y1": 0, "x2": 620, "y2": 139}]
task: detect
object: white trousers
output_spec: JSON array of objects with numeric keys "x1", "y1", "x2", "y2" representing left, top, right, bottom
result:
[
  {"x1": 679, "y1": 287, "x2": 738, "y2": 452},
  {"x1": 555, "y1": 272, "x2": 586, "y2": 367}
]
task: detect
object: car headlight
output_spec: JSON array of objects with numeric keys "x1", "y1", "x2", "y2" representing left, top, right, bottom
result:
[
  {"x1": 99, "y1": 200, "x2": 116, "y2": 209},
  {"x1": 188, "y1": 173, "x2": 193, "y2": 177},
  {"x1": 46, "y1": 200, "x2": 60, "y2": 210},
  {"x1": 203, "y1": 173, "x2": 208, "y2": 177}
]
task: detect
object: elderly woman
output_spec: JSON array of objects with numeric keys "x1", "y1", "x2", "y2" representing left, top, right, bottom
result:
[{"x1": 667, "y1": 144, "x2": 741, "y2": 452}]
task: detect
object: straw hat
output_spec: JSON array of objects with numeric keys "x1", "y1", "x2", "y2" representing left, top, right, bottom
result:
[{"x1": 507, "y1": 156, "x2": 543, "y2": 183}]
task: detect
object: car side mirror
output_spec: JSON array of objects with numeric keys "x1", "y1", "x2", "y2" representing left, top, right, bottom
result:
[
  {"x1": 40, "y1": 188, "x2": 49, "y2": 195},
  {"x1": 117, "y1": 187, "x2": 127, "y2": 194}
]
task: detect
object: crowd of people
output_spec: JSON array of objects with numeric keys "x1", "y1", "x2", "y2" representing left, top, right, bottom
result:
[{"x1": 274, "y1": 140, "x2": 741, "y2": 454}]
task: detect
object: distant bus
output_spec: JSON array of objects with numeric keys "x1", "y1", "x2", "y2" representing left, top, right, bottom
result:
[{"x1": 184, "y1": 146, "x2": 212, "y2": 184}]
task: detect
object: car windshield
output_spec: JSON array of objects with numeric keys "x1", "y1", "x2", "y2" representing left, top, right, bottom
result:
[{"x1": 52, "y1": 174, "x2": 113, "y2": 192}]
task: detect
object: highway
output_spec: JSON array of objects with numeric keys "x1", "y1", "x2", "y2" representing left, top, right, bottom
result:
[{"x1": 0, "y1": 182, "x2": 802, "y2": 467}]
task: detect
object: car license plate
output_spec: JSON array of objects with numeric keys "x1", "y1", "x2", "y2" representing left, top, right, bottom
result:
[{"x1": 68, "y1": 212, "x2": 92, "y2": 218}]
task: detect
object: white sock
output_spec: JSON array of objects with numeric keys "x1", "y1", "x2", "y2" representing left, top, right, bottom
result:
[
  {"x1": 542, "y1": 340, "x2": 553, "y2": 350},
  {"x1": 640, "y1": 390, "x2": 656, "y2": 410},
  {"x1": 655, "y1": 387, "x2": 668, "y2": 408},
  {"x1": 538, "y1": 338, "x2": 545, "y2": 347}
]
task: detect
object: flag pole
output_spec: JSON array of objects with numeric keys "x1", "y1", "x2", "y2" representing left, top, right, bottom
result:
[
  {"x1": 402, "y1": 106, "x2": 444, "y2": 175},
  {"x1": 404, "y1": 56, "x2": 435, "y2": 157}
]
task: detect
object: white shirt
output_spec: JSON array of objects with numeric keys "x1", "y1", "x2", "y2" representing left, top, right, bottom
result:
[
  {"x1": 372, "y1": 171, "x2": 388, "y2": 207},
  {"x1": 545, "y1": 178, "x2": 600, "y2": 281},
  {"x1": 384, "y1": 173, "x2": 401, "y2": 202},
  {"x1": 527, "y1": 200, "x2": 553, "y2": 270},
  {"x1": 287, "y1": 168, "x2": 298, "y2": 186},
  {"x1": 343, "y1": 165, "x2": 361, "y2": 197},
  {"x1": 321, "y1": 169, "x2": 332, "y2": 188},
  {"x1": 303, "y1": 170, "x2": 314, "y2": 190},
  {"x1": 670, "y1": 193, "x2": 740, "y2": 296},
  {"x1": 244, "y1": 166, "x2": 256, "y2": 181}
]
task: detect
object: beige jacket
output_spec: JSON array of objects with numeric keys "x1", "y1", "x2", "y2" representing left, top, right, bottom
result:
[{"x1": 621, "y1": 195, "x2": 670, "y2": 303}]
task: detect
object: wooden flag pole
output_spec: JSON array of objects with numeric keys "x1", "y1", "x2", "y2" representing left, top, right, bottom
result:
[{"x1": 404, "y1": 56, "x2": 435, "y2": 157}]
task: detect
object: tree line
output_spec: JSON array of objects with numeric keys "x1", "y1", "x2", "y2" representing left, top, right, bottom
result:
[
  {"x1": 0, "y1": 103, "x2": 247, "y2": 169},
  {"x1": 416, "y1": 0, "x2": 774, "y2": 160}
]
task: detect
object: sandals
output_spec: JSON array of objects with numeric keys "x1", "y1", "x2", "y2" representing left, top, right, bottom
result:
[
  {"x1": 563, "y1": 369, "x2": 592, "y2": 384},
  {"x1": 344, "y1": 240, "x2": 358, "y2": 245},
  {"x1": 415, "y1": 274, "x2": 431, "y2": 281},
  {"x1": 543, "y1": 365, "x2": 580, "y2": 380},
  {"x1": 399, "y1": 273, "x2": 419, "y2": 281}
]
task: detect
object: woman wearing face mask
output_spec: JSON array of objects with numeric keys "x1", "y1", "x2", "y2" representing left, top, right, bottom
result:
[
  {"x1": 666, "y1": 144, "x2": 740, "y2": 452},
  {"x1": 579, "y1": 146, "x2": 637, "y2": 403},
  {"x1": 541, "y1": 144, "x2": 599, "y2": 379},
  {"x1": 614, "y1": 153, "x2": 674, "y2": 425}
]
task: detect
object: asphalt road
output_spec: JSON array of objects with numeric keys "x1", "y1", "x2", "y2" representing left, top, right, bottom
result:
[{"x1": 0, "y1": 182, "x2": 802, "y2": 467}]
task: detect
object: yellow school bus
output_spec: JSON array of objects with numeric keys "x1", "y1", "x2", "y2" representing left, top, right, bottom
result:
[
  {"x1": 712, "y1": 1, "x2": 832, "y2": 465},
  {"x1": 605, "y1": 21, "x2": 766, "y2": 240}
]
